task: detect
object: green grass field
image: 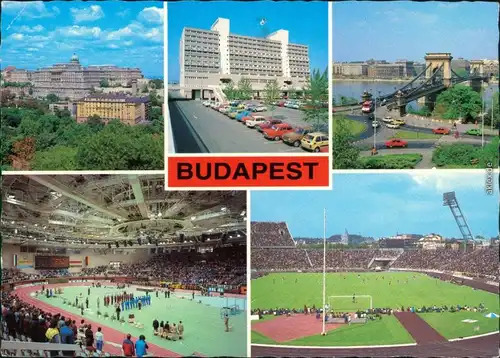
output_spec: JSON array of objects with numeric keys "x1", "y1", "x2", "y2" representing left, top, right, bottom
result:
[
  {"x1": 333, "y1": 118, "x2": 367, "y2": 136},
  {"x1": 391, "y1": 130, "x2": 438, "y2": 140},
  {"x1": 251, "y1": 272, "x2": 499, "y2": 345},
  {"x1": 37, "y1": 285, "x2": 246, "y2": 356}
]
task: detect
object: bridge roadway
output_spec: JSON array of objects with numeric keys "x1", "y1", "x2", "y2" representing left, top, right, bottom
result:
[{"x1": 168, "y1": 100, "x2": 308, "y2": 154}]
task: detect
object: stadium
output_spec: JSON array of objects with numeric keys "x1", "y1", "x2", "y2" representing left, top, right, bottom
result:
[
  {"x1": 1, "y1": 174, "x2": 247, "y2": 357},
  {"x1": 250, "y1": 220, "x2": 499, "y2": 357}
]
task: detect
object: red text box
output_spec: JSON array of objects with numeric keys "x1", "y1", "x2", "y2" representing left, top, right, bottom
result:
[{"x1": 168, "y1": 156, "x2": 329, "y2": 188}]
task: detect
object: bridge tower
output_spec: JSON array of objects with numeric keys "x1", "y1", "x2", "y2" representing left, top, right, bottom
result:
[
  {"x1": 469, "y1": 60, "x2": 485, "y2": 93},
  {"x1": 423, "y1": 53, "x2": 453, "y2": 111}
]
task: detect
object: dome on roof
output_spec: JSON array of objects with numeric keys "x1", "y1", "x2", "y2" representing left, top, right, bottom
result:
[{"x1": 70, "y1": 54, "x2": 79, "y2": 62}]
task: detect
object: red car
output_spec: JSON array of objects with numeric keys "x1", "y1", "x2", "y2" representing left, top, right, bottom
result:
[
  {"x1": 319, "y1": 145, "x2": 329, "y2": 153},
  {"x1": 263, "y1": 123, "x2": 294, "y2": 141},
  {"x1": 432, "y1": 127, "x2": 450, "y2": 135},
  {"x1": 256, "y1": 119, "x2": 283, "y2": 132},
  {"x1": 385, "y1": 139, "x2": 408, "y2": 148}
]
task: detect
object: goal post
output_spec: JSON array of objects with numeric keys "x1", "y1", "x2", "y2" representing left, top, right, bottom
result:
[{"x1": 327, "y1": 295, "x2": 373, "y2": 312}]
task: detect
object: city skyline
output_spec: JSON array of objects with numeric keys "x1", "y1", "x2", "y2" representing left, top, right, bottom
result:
[
  {"x1": 1, "y1": 1, "x2": 163, "y2": 78},
  {"x1": 333, "y1": 2, "x2": 498, "y2": 62},
  {"x1": 251, "y1": 172, "x2": 498, "y2": 239},
  {"x1": 168, "y1": 1, "x2": 328, "y2": 82}
]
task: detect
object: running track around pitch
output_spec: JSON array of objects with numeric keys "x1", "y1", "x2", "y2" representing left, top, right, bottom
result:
[{"x1": 15, "y1": 283, "x2": 181, "y2": 357}]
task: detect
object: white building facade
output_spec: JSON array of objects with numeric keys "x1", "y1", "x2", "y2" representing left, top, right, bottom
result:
[{"x1": 179, "y1": 17, "x2": 311, "y2": 97}]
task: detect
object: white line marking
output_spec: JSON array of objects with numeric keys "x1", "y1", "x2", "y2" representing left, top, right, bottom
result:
[
  {"x1": 252, "y1": 343, "x2": 418, "y2": 349},
  {"x1": 448, "y1": 330, "x2": 499, "y2": 342}
]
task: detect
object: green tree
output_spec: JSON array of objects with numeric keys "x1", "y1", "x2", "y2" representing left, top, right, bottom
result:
[
  {"x1": 46, "y1": 93, "x2": 59, "y2": 103},
  {"x1": 99, "y1": 79, "x2": 109, "y2": 87},
  {"x1": 332, "y1": 115, "x2": 361, "y2": 169},
  {"x1": 433, "y1": 85, "x2": 482, "y2": 122},
  {"x1": 301, "y1": 68, "x2": 329, "y2": 131},
  {"x1": 263, "y1": 79, "x2": 280, "y2": 119},
  {"x1": 237, "y1": 77, "x2": 253, "y2": 100},
  {"x1": 141, "y1": 84, "x2": 149, "y2": 93},
  {"x1": 31, "y1": 146, "x2": 78, "y2": 170},
  {"x1": 222, "y1": 81, "x2": 238, "y2": 101},
  {"x1": 87, "y1": 115, "x2": 105, "y2": 132},
  {"x1": 149, "y1": 79, "x2": 164, "y2": 89}
]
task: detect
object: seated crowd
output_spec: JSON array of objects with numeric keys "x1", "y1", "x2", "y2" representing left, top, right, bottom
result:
[{"x1": 251, "y1": 222, "x2": 296, "y2": 247}]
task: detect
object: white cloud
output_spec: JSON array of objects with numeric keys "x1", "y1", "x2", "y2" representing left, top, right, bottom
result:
[
  {"x1": 2, "y1": 1, "x2": 59, "y2": 18},
  {"x1": 9, "y1": 33, "x2": 24, "y2": 41},
  {"x1": 407, "y1": 171, "x2": 490, "y2": 192},
  {"x1": 116, "y1": 9, "x2": 130, "y2": 18},
  {"x1": 106, "y1": 22, "x2": 162, "y2": 43},
  {"x1": 70, "y1": 5, "x2": 104, "y2": 23},
  {"x1": 57, "y1": 26, "x2": 102, "y2": 38},
  {"x1": 124, "y1": 41, "x2": 134, "y2": 46},
  {"x1": 143, "y1": 27, "x2": 162, "y2": 42},
  {"x1": 108, "y1": 44, "x2": 120, "y2": 49},
  {"x1": 17, "y1": 25, "x2": 44, "y2": 33},
  {"x1": 138, "y1": 7, "x2": 163, "y2": 24}
]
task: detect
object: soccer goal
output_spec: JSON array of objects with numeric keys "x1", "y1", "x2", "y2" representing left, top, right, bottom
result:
[{"x1": 327, "y1": 295, "x2": 373, "y2": 312}]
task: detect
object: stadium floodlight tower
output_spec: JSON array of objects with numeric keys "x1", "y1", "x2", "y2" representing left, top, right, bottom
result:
[{"x1": 442, "y1": 192, "x2": 474, "y2": 253}]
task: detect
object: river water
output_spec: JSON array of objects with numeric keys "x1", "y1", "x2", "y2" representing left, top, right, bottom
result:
[{"x1": 333, "y1": 80, "x2": 496, "y2": 109}]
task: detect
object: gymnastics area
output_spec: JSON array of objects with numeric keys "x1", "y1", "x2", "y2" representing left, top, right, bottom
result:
[{"x1": 16, "y1": 281, "x2": 246, "y2": 357}]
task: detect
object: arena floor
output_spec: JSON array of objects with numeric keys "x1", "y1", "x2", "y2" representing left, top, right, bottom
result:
[
  {"x1": 251, "y1": 272, "x2": 499, "y2": 347},
  {"x1": 17, "y1": 283, "x2": 246, "y2": 357}
]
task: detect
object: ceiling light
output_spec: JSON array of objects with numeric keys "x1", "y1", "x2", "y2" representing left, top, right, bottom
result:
[
  {"x1": 237, "y1": 234, "x2": 241, "y2": 237},
  {"x1": 44, "y1": 239, "x2": 47, "y2": 242},
  {"x1": 207, "y1": 238, "x2": 210, "y2": 241},
  {"x1": 14, "y1": 229, "x2": 18, "y2": 234},
  {"x1": 11, "y1": 221, "x2": 15, "y2": 224}
]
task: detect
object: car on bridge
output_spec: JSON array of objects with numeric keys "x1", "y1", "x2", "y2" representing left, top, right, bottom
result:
[
  {"x1": 282, "y1": 126, "x2": 315, "y2": 147},
  {"x1": 245, "y1": 116, "x2": 267, "y2": 128},
  {"x1": 432, "y1": 127, "x2": 451, "y2": 135},
  {"x1": 385, "y1": 139, "x2": 408, "y2": 148},
  {"x1": 465, "y1": 128, "x2": 482, "y2": 136},
  {"x1": 392, "y1": 119, "x2": 405, "y2": 126},
  {"x1": 386, "y1": 122, "x2": 401, "y2": 129},
  {"x1": 256, "y1": 119, "x2": 283, "y2": 132},
  {"x1": 263, "y1": 123, "x2": 294, "y2": 141},
  {"x1": 301, "y1": 132, "x2": 329, "y2": 152}
]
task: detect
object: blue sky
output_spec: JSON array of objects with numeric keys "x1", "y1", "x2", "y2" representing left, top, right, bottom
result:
[
  {"x1": 334, "y1": 2, "x2": 498, "y2": 62},
  {"x1": 251, "y1": 172, "x2": 498, "y2": 239},
  {"x1": 1, "y1": 1, "x2": 163, "y2": 78},
  {"x1": 167, "y1": 1, "x2": 328, "y2": 82}
]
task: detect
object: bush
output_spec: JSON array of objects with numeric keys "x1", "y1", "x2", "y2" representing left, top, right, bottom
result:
[
  {"x1": 432, "y1": 138, "x2": 499, "y2": 168},
  {"x1": 359, "y1": 154, "x2": 423, "y2": 169}
]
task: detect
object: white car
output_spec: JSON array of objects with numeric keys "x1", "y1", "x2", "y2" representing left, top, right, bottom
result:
[
  {"x1": 382, "y1": 116, "x2": 393, "y2": 123},
  {"x1": 202, "y1": 100, "x2": 211, "y2": 106},
  {"x1": 386, "y1": 122, "x2": 400, "y2": 129},
  {"x1": 245, "y1": 116, "x2": 267, "y2": 128},
  {"x1": 372, "y1": 120, "x2": 380, "y2": 128},
  {"x1": 253, "y1": 105, "x2": 267, "y2": 112}
]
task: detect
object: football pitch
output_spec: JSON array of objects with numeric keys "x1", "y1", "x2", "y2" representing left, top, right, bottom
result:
[
  {"x1": 251, "y1": 272, "x2": 499, "y2": 346},
  {"x1": 36, "y1": 285, "x2": 247, "y2": 356}
]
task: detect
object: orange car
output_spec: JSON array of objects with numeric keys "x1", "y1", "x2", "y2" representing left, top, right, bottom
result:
[
  {"x1": 432, "y1": 127, "x2": 450, "y2": 135},
  {"x1": 263, "y1": 123, "x2": 294, "y2": 141},
  {"x1": 385, "y1": 139, "x2": 408, "y2": 148}
]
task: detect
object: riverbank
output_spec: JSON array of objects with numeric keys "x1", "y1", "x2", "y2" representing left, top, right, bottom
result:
[{"x1": 334, "y1": 78, "x2": 499, "y2": 84}]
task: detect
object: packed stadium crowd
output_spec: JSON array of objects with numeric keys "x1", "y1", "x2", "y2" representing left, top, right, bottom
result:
[
  {"x1": 251, "y1": 222, "x2": 499, "y2": 279},
  {"x1": 2, "y1": 247, "x2": 246, "y2": 286}
]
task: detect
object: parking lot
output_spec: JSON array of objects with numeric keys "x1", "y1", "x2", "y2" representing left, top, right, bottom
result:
[{"x1": 168, "y1": 100, "x2": 327, "y2": 154}]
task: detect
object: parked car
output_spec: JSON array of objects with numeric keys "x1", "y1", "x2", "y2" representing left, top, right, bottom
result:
[
  {"x1": 385, "y1": 139, "x2": 408, "y2": 148},
  {"x1": 282, "y1": 126, "x2": 315, "y2": 147},
  {"x1": 465, "y1": 128, "x2": 482, "y2": 136},
  {"x1": 252, "y1": 105, "x2": 267, "y2": 112},
  {"x1": 202, "y1": 100, "x2": 211, "y2": 106},
  {"x1": 263, "y1": 123, "x2": 294, "y2": 141},
  {"x1": 236, "y1": 110, "x2": 252, "y2": 121},
  {"x1": 256, "y1": 119, "x2": 283, "y2": 132},
  {"x1": 246, "y1": 116, "x2": 268, "y2": 128},
  {"x1": 300, "y1": 132, "x2": 329, "y2": 152},
  {"x1": 228, "y1": 110, "x2": 243, "y2": 119},
  {"x1": 432, "y1": 127, "x2": 451, "y2": 135},
  {"x1": 382, "y1": 116, "x2": 393, "y2": 123}
]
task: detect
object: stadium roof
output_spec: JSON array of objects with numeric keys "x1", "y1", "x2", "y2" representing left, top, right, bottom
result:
[{"x1": 2, "y1": 174, "x2": 246, "y2": 248}]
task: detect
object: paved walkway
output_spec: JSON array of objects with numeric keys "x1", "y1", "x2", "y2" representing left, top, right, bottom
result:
[{"x1": 393, "y1": 312, "x2": 447, "y2": 344}]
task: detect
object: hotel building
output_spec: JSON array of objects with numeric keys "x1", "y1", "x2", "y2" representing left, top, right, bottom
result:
[
  {"x1": 179, "y1": 18, "x2": 311, "y2": 99},
  {"x1": 75, "y1": 94, "x2": 150, "y2": 126}
]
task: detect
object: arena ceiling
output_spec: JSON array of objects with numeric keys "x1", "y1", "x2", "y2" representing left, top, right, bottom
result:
[{"x1": 1, "y1": 174, "x2": 247, "y2": 247}]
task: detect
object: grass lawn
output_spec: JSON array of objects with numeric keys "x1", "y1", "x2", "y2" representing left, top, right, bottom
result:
[
  {"x1": 419, "y1": 311, "x2": 500, "y2": 339},
  {"x1": 359, "y1": 153, "x2": 423, "y2": 169},
  {"x1": 333, "y1": 118, "x2": 367, "y2": 136},
  {"x1": 252, "y1": 330, "x2": 278, "y2": 344},
  {"x1": 285, "y1": 316, "x2": 414, "y2": 346},
  {"x1": 391, "y1": 130, "x2": 438, "y2": 140}
]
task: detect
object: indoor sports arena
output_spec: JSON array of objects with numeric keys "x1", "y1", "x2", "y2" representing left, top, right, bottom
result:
[{"x1": 1, "y1": 174, "x2": 247, "y2": 357}]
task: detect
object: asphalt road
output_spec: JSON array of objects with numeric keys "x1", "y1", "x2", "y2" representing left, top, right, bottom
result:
[{"x1": 168, "y1": 100, "x2": 312, "y2": 154}]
